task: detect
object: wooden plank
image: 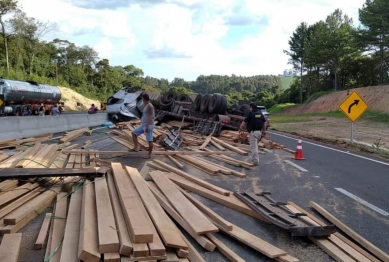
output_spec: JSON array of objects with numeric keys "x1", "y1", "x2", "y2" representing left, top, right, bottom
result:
[
  {"x1": 211, "y1": 137, "x2": 248, "y2": 155},
  {"x1": 206, "y1": 233, "x2": 245, "y2": 262},
  {"x1": 126, "y1": 166, "x2": 187, "y2": 249},
  {"x1": 59, "y1": 187, "x2": 83, "y2": 262},
  {"x1": 177, "y1": 188, "x2": 233, "y2": 231},
  {"x1": 111, "y1": 163, "x2": 154, "y2": 244},
  {"x1": 150, "y1": 171, "x2": 218, "y2": 234},
  {"x1": 0, "y1": 167, "x2": 107, "y2": 179},
  {"x1": 35, "y1": 213, "x2": 52, "y2": 250},
  {"x1": 147, "y1": 182, "x2": 215, "y2": 252},
  {"x1": 287, "y1": 202, "x2": 380, "y2": 262},
  {"x1": 285, "y1": 204, "x2": 371, "y2": 262},
  {"x1": 0, "y1": 182, "x2": 39, "y2": 207},
  {"x1": 310, "y1": 201, "x2": 389, "y2": 262},
  {"x1": 0, "y1": 233, "x2": 22, "y2": 262},
  {"x1": 178, "y1": 232, "x2": 205, "y2": 262},
  {"x1": 151, "y1": 160, "x2": 231, "y2": 196},
  {"x1": 3, "y1": 189, "x2": 57, "y2": 225},
  {"x1": 199, "y1": 136, "x2": 212, "y2": 150},
  {"x1": 162, "y1": 249, "x2": 179, "y2": 262},
  {"x1": 62, "y1": 149, "x2": 237, "y2": 156},
  {"x1": 0, "y1": 187, "x2": 43, "y2": 217},
  {"x1": 1, "y1": 189, "x2": 57, "y2": 234},
  {"x1": 104, "y1": 253, "x2": 120, "y2": 262},
  {"x1": 106, "y1": 172, "x2": 133, "y2": 256},
  {"x1": 78, "y1": 179, "x2": 100, "y2": 262},
  {"x1": 164, "y1": 172, "x2": 268, "y2": 222},
  {"x1": 95, "y1": 177, "x2": 120, "y2": 253},
  {"x1": 14, "y1": 143, "x2": 41, "y2": 167},
  {"x1": 213, "y1": 219, "x2": 287, "y2": 258},
  {"x1": 166, "y1": 155, "x2": 184, "y2": 169},
  {"x1": 49, "y1": 192, "x2": 68, "y2": 262}
]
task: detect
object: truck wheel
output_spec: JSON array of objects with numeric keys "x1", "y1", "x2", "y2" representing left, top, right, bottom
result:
[
  {"x1": 207, "y1": 95, "x2": 222, "y2": 114},
  {"x1": 217, "y1": 96, "x2": 227, "y2": 114},
  {"x1": 239, "y1": 104, "x2": 250, "y2": 117},
  {"x1": 163, "y1": 91, "x2": 177, "y2": 104},
  {"x1": 192, "y1": 94, "x2": 202, "y2": 111},
  {"x1": 200, "y1": 95, "x2": 210, "y2": 113},
  {"x1": 177, "y1": 94, "x2": 190, "y2": 102}
]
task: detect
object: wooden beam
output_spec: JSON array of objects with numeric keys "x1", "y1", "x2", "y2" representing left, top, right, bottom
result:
[
  {"x1": 49, "y1": 193, "x2": 68, "y2": 262},
  {"x1": 59, "y1": 187, "x2": 83, "y2": 262},
  {"x1": 150, "y1": 171, "x2": 218, "y2": 235},
  {"x1": 310, "y1": 201, "x2": 389, "y2": 262},
  {"x1": 0, "y1": 167, "x2": 107, "y2": 179},
  {"x1": 106, "y1": 172, "x2": 133, "y2": 256},
  {"x1": 111, "y1": 163, "x2": 154, "y2": 244},
  {"x1": 151, "y1": 160, "x2": 231, "y2": 196},
  {"x1": 78, "y1": 180, "x2": 100, "y2": 262},
  {"x1": 95, "y1": 177, "x2": 120, "y2": 253},
  {"x1": 35, "y1": 213, "x2": 52, "y2": 250},
  {"x1": 0, "y1": 233, "x2": 22, "y2": 262},
  {"x1": 126, "y1": 166, "x2": 187, "y2": 250},
  {"x1": 206, "y1": 234, "x2": 245, "y2": 262},
  {"x1": 62, "y1": 150, "x2": 237, "y2": 156},
  {"x1": 146, "y1": 182, "x2": 215, "y2": 252}
]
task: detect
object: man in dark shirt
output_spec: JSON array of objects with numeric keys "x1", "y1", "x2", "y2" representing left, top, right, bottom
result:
[{"x1": 239, "y1": 103, "x2": 267, "y2": 166}]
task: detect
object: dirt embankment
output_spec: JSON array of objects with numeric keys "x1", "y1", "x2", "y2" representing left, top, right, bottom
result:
[
  {"x1": 282, "y1": 85, "x2": 389, "y2": 114},
  {"x1": 58, "y1": 86, "x2": 101, "y2": 111}
]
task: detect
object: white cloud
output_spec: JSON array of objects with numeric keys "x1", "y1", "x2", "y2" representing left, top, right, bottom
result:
[{"x1": 16, "y1": 0, "x2": 366, "y2": 80}]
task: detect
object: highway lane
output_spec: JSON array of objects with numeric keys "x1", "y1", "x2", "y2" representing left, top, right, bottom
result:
[{"x1": 268, "y1": 130, "x2": 389, "y2": 254}]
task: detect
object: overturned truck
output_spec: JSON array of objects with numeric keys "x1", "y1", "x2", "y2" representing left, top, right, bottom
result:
[{"x1": 106, "y1": 87, "x2": 267, "y2": 136}]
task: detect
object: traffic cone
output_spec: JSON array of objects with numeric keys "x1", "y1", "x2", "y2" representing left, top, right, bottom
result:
[{"x1": 293, "y1": 136, "x2": 306, "y2": 160}]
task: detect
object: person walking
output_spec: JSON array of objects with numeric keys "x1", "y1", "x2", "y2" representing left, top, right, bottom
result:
[
  {"x1": 38, "y1": 103, "x2": 45, "y2": 116},
  {"x1": 239, "y1": 103, "x2": 267, "y2": 166},
  {"x1": 51, "y1": 104, "x2": 60, "y2": 116},
  {"x1": 131, "y1": 94, "x2": 155, "y2": 159}
]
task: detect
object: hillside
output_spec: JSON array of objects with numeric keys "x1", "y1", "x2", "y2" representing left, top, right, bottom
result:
[
  {"x1": 279, "y1": 76, "x2": 295, "y2": 90},
  {"x1": 59, "y1": 86, "x2": 101, "y2": 111},
  {"x1": 281, "y1": 85, "x2": 389, "y2": 114}
]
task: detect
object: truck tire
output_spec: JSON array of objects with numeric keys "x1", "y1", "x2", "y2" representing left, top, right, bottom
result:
[
  {"x1": 177, "y1": 94, "x2": 191, "y2": 102},
  {"x1": 200, "y1": 95, "x2": 210, "y2": 113},
  {"x1": 239, "y1": 104, "x2": 250, "y2": 117},
  {"x1": 192, "y1": 94, "x2": 202, "y2": 111},
  {"x1": 207, "y1": 95, "x2": 222, "y2": 114},
  {"x1": 217, "y1": 96, "x2": 227, "y2": 114},
  {"x1": 163, "y1": 91, "x2": 177, "y2": 104}
]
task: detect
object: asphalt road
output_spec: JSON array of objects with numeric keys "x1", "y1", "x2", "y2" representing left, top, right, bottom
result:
[
  {"x1": 268, "y1": 130, "x2": 389, "y2": 253},
  {"x1": 13, "y1": 128, "x2": 389, "y2": 262}
]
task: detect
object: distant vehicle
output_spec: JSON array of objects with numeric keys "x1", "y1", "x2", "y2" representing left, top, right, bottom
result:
[
  {"x1": 257, "y1": 105, "x2": 270, "y2": 130},
  {"x1": 0, "y1": 78, "x2": 64, "y2": 116}
]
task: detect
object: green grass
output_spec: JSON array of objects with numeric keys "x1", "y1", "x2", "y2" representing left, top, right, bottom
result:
[
  {"x1": 268, "y1": 103, "x2": 296, "y2": 114},
  {"x1": 270, "y1": 110, "x2": 389, "y2": 124},
  {"x1": 279, "y1": 76, "x2": 295, "y2": 90}
]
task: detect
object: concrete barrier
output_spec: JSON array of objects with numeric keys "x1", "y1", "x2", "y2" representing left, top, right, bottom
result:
[{"x1": 0, "y1": 113, "x2": 109, "y2": 140}]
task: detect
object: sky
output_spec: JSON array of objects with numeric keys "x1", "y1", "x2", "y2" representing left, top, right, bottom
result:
[{"x1": 17, "y1": 0, "x2": 366, "y2": 81}]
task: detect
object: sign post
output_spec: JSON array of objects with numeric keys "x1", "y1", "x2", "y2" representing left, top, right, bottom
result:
[
  {"x1": 0, "y1": 94, "x2": 4, "y2": 112},
  {"x1": 339, "y1": 91, "x2": 368, "y2": 143}
]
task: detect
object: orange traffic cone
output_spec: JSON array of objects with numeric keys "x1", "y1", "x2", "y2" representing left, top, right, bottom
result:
[{"x1": 293, "y1": 136, "x2": 306, "y2": 160}]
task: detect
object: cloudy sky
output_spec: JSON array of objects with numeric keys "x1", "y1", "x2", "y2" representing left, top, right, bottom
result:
[{"x1": 17, "y1": 0, "x2": 366, "y2": 81}]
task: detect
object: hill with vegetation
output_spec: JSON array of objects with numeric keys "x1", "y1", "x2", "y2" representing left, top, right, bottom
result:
[{"x1": 0, "y1": 0, "x2": 388, "y2": 110}]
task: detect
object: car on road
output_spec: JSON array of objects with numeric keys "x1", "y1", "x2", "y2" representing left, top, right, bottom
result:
[{"x1": 257, "y1": 105, "x2": 270, "y2": 130}]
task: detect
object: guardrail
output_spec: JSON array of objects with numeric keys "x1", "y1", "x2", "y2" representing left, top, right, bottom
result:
[{"x1": 0, "y1": 113, "x2": 109, "y2": 140}]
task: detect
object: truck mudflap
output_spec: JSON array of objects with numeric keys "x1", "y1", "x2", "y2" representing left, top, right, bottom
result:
[{"x1": 234, "y1": 191, "x2": 336, "y2": 237}]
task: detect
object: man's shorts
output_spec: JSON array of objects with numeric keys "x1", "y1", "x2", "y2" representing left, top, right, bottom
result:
[{"x1": 133, "y1": 124, "x2": 154, "y2": 142}]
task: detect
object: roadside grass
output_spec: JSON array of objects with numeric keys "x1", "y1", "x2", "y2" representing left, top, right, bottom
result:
[
  {"x1": 270, "y1": 110, "x2": 389, "y2": 124},
  {"x1": 268, "y1": 103, "x2": 295, "y2": 114}
]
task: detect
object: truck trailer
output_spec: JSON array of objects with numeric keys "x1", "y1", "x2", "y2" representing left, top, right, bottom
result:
[{"x1": 0, "y1": 79, "x2": 63, "y2": 116}]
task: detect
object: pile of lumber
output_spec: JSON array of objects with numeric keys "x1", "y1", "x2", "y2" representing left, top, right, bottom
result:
[{"x1": 285, "y1": 202, "x2": 389, "y2": 262}]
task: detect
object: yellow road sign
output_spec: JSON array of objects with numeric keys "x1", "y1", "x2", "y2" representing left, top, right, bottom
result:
[
  {"x1": 339, "y1": 91, "x2": 368, "y2": 122},
  {"x1": 0, "y1": 98, "x2": 3, "y2": 107}
]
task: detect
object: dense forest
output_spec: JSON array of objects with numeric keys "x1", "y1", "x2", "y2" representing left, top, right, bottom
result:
[{"x1": 0, "y1": 0, "x2": 388, "y2": 108}]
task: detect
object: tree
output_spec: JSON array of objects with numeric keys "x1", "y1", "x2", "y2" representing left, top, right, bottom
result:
[
  {"x1": 10, "y1": 11, "x2": 52, "y2": 75},
  {"x1": 0, "y1": 0, "x2": 18, "y2": 75},
  {"x1": 358, "y1": 0, "x2": 389, "y2": 83},
  {"x1": 284, "y1": 22, "x2": 310, "y2": 103}
]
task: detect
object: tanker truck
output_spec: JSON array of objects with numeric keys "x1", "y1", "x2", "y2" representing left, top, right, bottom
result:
[{"x1": 0, "y1": 78, "x2": 63, "y2": 116}]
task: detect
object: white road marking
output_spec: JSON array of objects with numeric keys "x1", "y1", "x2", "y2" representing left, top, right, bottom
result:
[
  {"x1": 269, "y1": 131, "x2": 389, "y2": 167},
  {"x1": 284, "y1": 160, "x2": 308, "y2": 172},
  {"x1": 335, "y1": 188, "x2": 389, "y2": 216}
]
